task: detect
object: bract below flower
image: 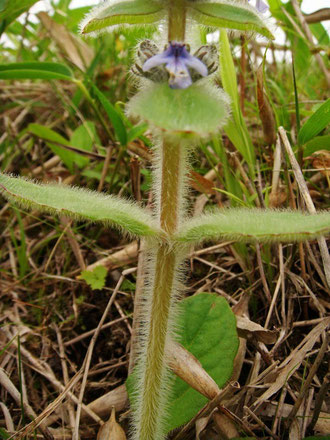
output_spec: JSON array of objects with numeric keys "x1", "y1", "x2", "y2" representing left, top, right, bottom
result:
[{"x1": 142, "y1": 42, "x2": 208, "y2": 89}]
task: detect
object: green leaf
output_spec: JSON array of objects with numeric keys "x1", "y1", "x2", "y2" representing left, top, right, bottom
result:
[
  {"x1": 304, "y1": 135, "x2": 330, "y2": 157},
  {"x1": 70, "y1": 121, "x2": 100, "y2": 168},
  {"x1": 188, "y1": 2, "x2": 274, "y2": 39},
  {"x1": 28, "y1": 123, "x2": 71, "y2": 147},
  {"x1": 127, "y1": 123, "x2": 148, "y2": 144},
  {"x1": 219, "y1": 30, "x2": 256, "y2": 172},
  {"x1": 127, "y1": 293, "x2": 238, "y2": 432},
  {"x1": 0, "y1": 173, "x2": 159, "y2": 238},
  {"x1": 91, "y1": 84, "x2": 127, "y2": 146},
  {"x1": 303, "y1": 437, "x2": 330, "y2": 440},
  {"x1": 127, "y1": 82, "x2": 230, "y2": 138},
  {"x1": 0, "y1": 0, "x2": 39, "y2": 35},
  {"x1": 81, "y1": 266, "x2": 107, "y2": 290},
  {"x1": 177, "y1": 209, "x2": 330, "y2": 244},
  {"x1": 0, "y1": 62, "x2": 73, "y2": 81},
  {"x1": 0, "y1": 427, "x2": 10, "y2": 439},
  {"x1": 81, "y1": 0, "x2": 165, "y2": 34},
  {"x1": 28, "y1": 122, "x2": 102, "y2": 171},
  {"x1": 28, "y1": 123, "x2": 76, "y2": 172},
  {"x1": 298, "y1": 99, "x2": 330, "y2": 145}
]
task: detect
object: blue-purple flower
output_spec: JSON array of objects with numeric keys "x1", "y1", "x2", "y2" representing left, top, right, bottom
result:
[
  {"x1": 142, "y1": 42, "x2": 208, "y2": 89},
  {"x1": 249, "y1": 0, "x2": 269, "y2": 13}
]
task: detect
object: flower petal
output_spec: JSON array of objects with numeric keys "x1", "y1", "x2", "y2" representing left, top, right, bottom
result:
[
  {"x1": 184, "y1": 54, "x2": 208, "y2": 77},
  {"x1": 256, "y1": 0, "x2": 269, "y2": 13},
  {"x1": 142, "y1": 52, "x2": 171, "y2": 71},
  {"x1": 249, "y1": 0, "x2": 269, "y2": 13}
]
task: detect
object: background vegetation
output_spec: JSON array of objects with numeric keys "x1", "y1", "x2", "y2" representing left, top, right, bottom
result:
[{"x1": 0, "y1": 0, "x2": 329, "y2": 439}]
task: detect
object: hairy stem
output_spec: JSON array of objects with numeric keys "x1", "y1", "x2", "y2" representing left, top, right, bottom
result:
[
  {"x1": 168, "y1": 0, "x2": 186, "y2": 41},
  {"x1": 135, "y1": 138, "x2": 188, "y2": 440}
]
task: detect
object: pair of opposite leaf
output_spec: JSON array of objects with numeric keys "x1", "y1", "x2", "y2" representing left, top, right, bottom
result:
[
  {"x1": 81, "y1": 0, "x2": 272, "y2": 38},
  {"x1": 81, "y1": 0, "x2": 273, "y2": 90},
  {"x1": 1, "y1": 174, "x2": 329, "y2": 245}
]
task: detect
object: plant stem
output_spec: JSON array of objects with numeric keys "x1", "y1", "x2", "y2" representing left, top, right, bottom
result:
[
  {"x1": 168, "y1": 0, "x2": 186, "y2": 41},
  {"x1": 135, "y1": 138, "x2": 188, "y2": 440},
  {"x1": 134, "y1": 3, "x2": 188, "y2": 437}
]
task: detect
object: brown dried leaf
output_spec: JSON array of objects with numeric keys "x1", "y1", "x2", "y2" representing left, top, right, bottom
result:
[
  {"x1": 253, "y1": 318, "x2": 330, "y2": 406},
  {"x1": 189, "y1": 170, "x2": 217, "y2": 195},
  {"x1": 236, "y1": 315, "x2": 278, "y2": 344},
  {"x1": 195, "y1": 414, "x2": 212, "y2": 440},
  {"x1": 257, "y1": 65, "x2": 276, "y2": 145},
  {"x1": 259, "y1": 402, "x2": 330, "y2": 435},
  {"x1": 213, "y1": 412, "x2": 239, "y2": 439},
  {"x1": 168, "y1": 341, "x2": 220, "y2": 400},
  {"x1": 38, "y1": 12, "x2": 94, "y2": 71},
  {"x1": 97, "y1": 407, "x2": 126, "y2": 440},
  {"x1": 84, "y1": 385, "x2": 128, "y2": 421},
  {"x1": 84, "y1": 242, "x2": 139, "y2": 274},
  {"x1": 311, "y1": 150, "x2": 330, "y2": 177},
  {"x1": 269, "y1": 187, "x2": 287, "y2": 208}
]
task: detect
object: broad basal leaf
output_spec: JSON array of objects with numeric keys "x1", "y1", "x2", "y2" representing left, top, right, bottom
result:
[
  {"x1": 80, "y1": 0, "x2": 165, "y2": 34},
  {"x1": 188, "y1": 1, "x2": 274, "y2": 40},
  {"x1": 0, "y1": 173, "x2": 159, "y2": 238},
  {"x1": 127, "y1": 293, "x2": 239, "y2": 433},
  {"x1": 177, "y1": 208, "x2": 330, "y2": 243}
]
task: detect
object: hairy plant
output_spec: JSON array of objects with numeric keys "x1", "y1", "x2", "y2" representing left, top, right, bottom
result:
[{"x1": 0, "y1": 1, "x2": 329, "y2": 440}]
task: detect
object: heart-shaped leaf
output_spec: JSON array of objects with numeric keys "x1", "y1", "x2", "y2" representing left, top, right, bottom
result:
[{"x1": 127, "y1": 293, "x2": 239, "y2": 432}]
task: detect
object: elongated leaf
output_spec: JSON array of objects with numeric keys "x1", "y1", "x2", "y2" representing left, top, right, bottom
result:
[
  {"x1": 28, "y1": 123, "x2": 71, "y2": 147},
  {"x1": 81, "y1": 0, "x2": 165, "y2": 34},
  {"x1": 220, "y1": 30, "x2": 256, "y2": 171},
  {"x1": 29, "y1": 122, "x2": 101, "y2": 170},
  {"x1": 298, "y1": 99, "x2": 330, "y2": 145},
  {"x1": 0, "y1": 0, "x2": 38, "y2": 19},
  {"x1": 127, "y1": 82, "x2": 230, "y2": 137},
  {"x1": 0, "y1": 174, "x2": 159, "y2": 238},
  {"x1": 188, "y1": 2, "x2": 274, "y2": 39},
  {"x1": 127, "y1": 293, "x2": 238, "y2": 433},
  {"x1": 0, "y1": 0, "x2": 39, "y2": 35},
  {"x1": 304, "y1": 135, "x2": 330, "y2": 157},
  {"x1": 91, "y1": 84, "x2": 127, "y2": 145},
  {"x1": 0, "y1": 62, "x2": 73, "y2": 81},
  {"x1": 28, "y1": 123, "x2": 77, "y2": 172},
  {"x1": 177, "y1": 209, "x2": 330, "y2": 243}
]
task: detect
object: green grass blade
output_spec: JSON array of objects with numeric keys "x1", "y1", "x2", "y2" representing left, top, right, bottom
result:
[
  {"x1": 91, "y1": 84, "x2": 128, "y2": 146},
  {"x1": 220, "y1": 30, "x2": 256, "y2": 174},
  {"x1": 0, "y1": 0, "x2": 39, "y2": 35},
  {"x1": 298, "y1": 99, "x2": 330, "y2": 145},
  {"x1": 0, "y1": 62, "x2": 73, "y2": 81}
]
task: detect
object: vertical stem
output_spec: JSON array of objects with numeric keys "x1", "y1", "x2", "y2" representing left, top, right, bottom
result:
[
  {"x1": 168, "y1": 0, "x2": 186, "y2": 41},
  {"x1": 135, "y1": 138, "x2": 187, "y2": 440}
]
